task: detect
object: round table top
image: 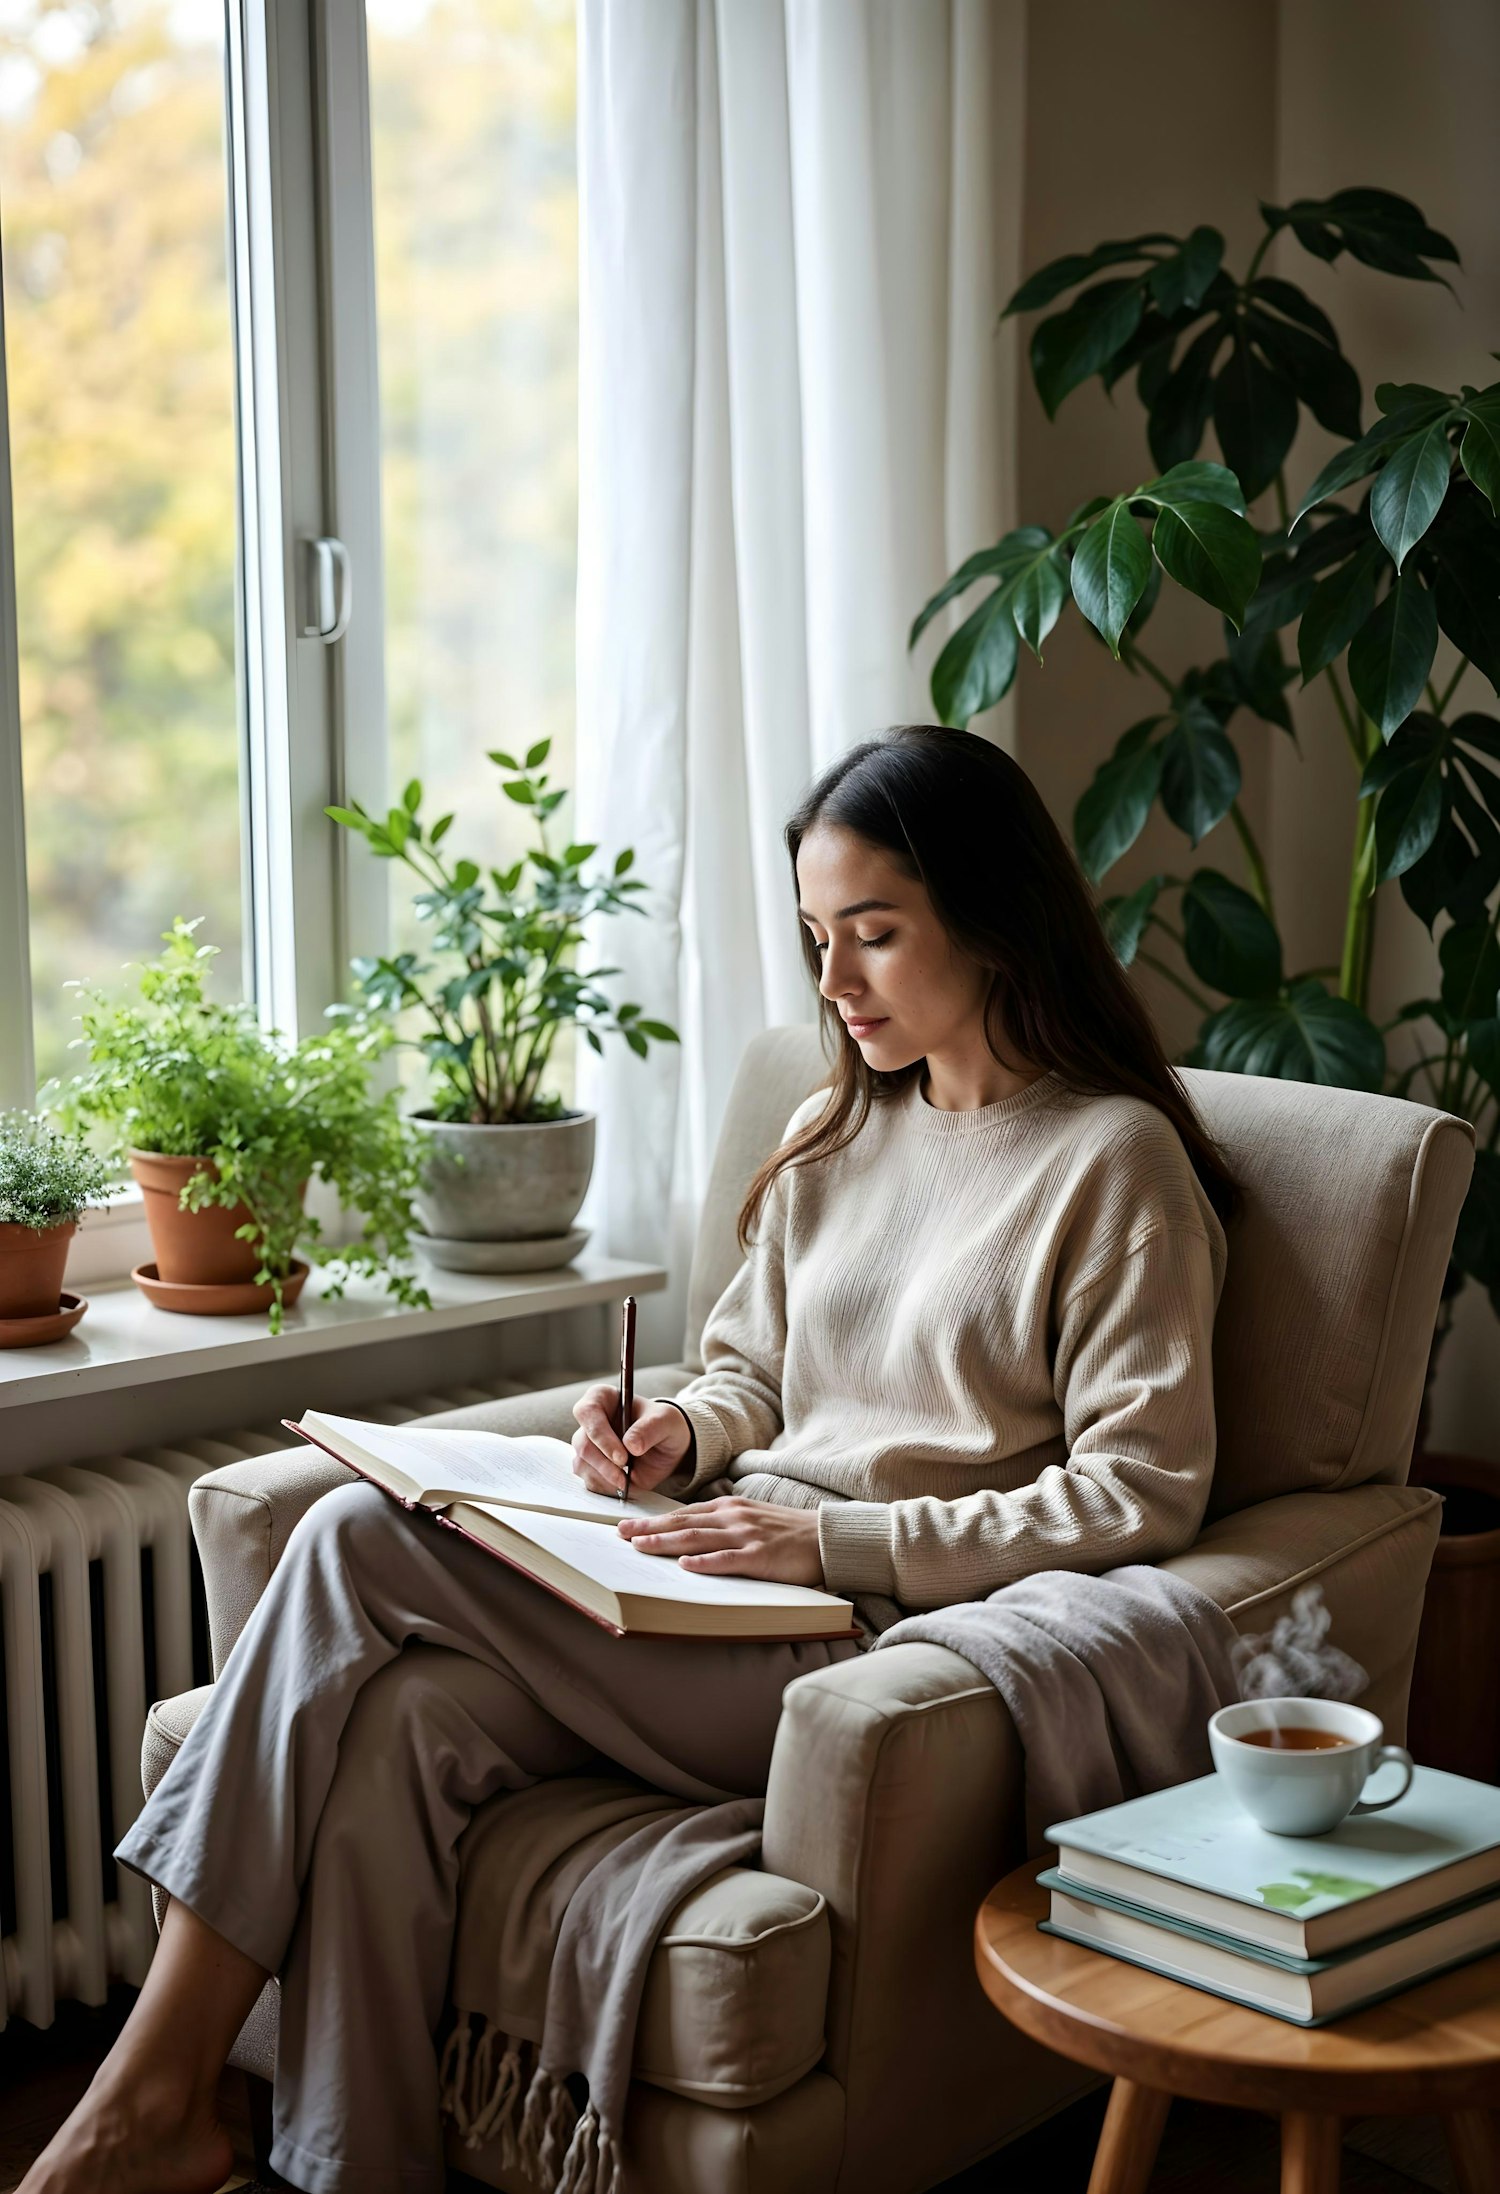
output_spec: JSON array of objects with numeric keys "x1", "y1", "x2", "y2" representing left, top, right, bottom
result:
[{"x1": 975, "y1": 1861, "x2": 1500, "y2": 2117}]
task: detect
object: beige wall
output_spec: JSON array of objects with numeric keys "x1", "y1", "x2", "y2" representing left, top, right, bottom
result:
[{"x1": 1006, "y1": 0, "x2": 1500, "y2": 1456}]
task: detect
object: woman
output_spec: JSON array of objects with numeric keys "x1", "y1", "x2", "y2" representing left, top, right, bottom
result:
[{"x1": 23, "y1": 725, "x2": 1239, "y2": 2194}]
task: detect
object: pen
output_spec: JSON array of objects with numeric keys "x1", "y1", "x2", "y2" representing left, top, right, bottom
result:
[{"x1": 617, "y1": 1294, "x2": 637, "y2": 1503}]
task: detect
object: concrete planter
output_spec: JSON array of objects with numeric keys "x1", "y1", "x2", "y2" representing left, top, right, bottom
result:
[{"x1": 411, "y1": 1111, "x2": 596, "y2": 1257}]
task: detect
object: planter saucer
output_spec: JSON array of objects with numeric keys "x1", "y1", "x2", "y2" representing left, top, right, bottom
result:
[
  {"x1": 131, "y1": 1258, "x2": 310, "y2": 1317},
  {"x1": 412, "y1": 1225, "x2": 591, "y2": 1274},
  {"x1": 0, "y1": 1290, "x2": 89, "y2": 1350}
]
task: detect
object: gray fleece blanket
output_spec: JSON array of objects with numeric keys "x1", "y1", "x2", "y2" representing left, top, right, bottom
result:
[{"x1": 438, "y1": 1563, "x2": 1243, "y2": 2193}]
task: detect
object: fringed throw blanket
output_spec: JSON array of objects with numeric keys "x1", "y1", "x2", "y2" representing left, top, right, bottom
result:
[
  {"x1": 437, "y1": 1565, "x2": 1251, "y2": 2194},
  {"x1": 872, "y1": 1561, "x2": 1245, "y2": 1852},
  {"x1": 438, "y1": 1774, "x2": 764, "y2": 2194}
]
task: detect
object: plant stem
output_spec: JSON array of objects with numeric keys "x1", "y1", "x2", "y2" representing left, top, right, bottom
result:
[
  {"x1": 1435, "y1": 659, "x2": 1469, "y2": 715},
  {"x1": 1228, "y1": 802, "x2": 1276, "y2": 922},
  {"x1": 1242, "y1": 228, "x2": 1274, "y2": 290},
  {"x1": 1135, "y1": 946, "x2": 1214, "y2": 1014},
  {"x1": 1339, "y1": 785, "x2": 1379, "y2": 1007},
  {"x1": 1324, "y1": 665, "x2": 1366, "y2": 767},
  {"x1": 1120, "y1": 636, "x2": 1176, "y2": 697}
]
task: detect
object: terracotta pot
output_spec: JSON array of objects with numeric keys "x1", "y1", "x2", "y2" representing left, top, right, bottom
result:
[
  {"x1": 1406, "y1": 1448, "x2": 1500, "y2": 1784},
  {"x1": 0, "y1": 1219, "x2": 77, "y2": 1319},
  {"x1": 128, "y1": 1151, "x2": 306, "y2": 1288}
]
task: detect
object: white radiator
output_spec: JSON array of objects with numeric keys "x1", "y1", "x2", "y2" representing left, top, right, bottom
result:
[{"x1": 0, "y1": 1378, "x2": 558, "y2": 2032}]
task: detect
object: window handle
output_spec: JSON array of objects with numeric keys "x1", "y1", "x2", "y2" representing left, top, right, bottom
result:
[{"x1": 302, "y1": 536, "x2": 353, "y2": 643}]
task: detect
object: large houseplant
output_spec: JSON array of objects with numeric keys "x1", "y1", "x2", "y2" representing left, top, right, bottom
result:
[
  {"x1": 52, "y1": 920, "x2": 430, "y2": 1333},
  {"x1": 913, "y1": 186, "x2": 1499, "y2": 1398},
  {"x1": 0, "y1": 1111, "x2": 113, "y2": 1340},
  {"x1": 328, "y1": 739, "x2": 678, "y2": 1268},
  {"x1": 913, "y1": 185, "x2": 1500, "y2": 1774}
]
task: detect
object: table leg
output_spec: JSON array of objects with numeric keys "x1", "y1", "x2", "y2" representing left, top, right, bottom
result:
[
  {"x1": 1281, "y1": 2110, "x2": 1342, "y2": 2194},
  {"x1": 1085, "y1": 2078, "x2": 1172, "y2": 2194},
  {"x1": 1446, "y1": 2108, "x2": 1500, "y2": 2194}
]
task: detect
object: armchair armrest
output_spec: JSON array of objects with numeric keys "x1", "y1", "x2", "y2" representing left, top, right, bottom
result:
[{"x1": 190, "y1": 1369, "x2": 693, "y2": 1675}]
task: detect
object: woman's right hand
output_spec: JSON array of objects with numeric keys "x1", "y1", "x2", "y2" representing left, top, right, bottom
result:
[{"x1": 571, "y1": 1383, "x2": 693, "y2": 1498}]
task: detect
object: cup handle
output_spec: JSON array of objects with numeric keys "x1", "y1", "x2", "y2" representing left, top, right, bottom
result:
[{"x1": 1349, "y1": 1743, "x2": 1414, "y2": 1815}]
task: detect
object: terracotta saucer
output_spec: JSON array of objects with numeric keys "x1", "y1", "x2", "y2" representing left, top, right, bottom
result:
[
  {"x1": 0, "y1": 1289, "x2": 89, "y2": 1350},
  {"x1": 131, "y1": 1258, "x2": 310, "y2": 1317}
]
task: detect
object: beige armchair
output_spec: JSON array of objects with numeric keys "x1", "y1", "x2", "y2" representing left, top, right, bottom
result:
[{"x1": 138, "y1": 1025, "x2": 1474, "y2": 2194}]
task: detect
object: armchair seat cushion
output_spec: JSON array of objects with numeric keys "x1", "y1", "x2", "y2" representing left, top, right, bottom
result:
[{"x1": 138, "y1": 1690, "x2": 830, "y2": 2113}]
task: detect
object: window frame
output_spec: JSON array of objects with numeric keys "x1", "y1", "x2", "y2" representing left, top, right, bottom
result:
[{"x1": 0, "y1": 0, "x2": 392, "y2": 1124}]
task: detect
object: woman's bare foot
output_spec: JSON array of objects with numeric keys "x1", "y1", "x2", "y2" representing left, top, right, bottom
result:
[{"x1": 14, "y1": 2062, "x2": 235, "y2": 2194}]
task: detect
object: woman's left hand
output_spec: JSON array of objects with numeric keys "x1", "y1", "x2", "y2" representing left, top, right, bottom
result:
[{"x1": 617, "y1": 1498, "x2": 824, "y2": 1587}]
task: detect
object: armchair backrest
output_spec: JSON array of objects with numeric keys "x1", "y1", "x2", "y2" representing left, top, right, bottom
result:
[{"x1": 681, "y1": 1026, "x2": 1476, "y2": 1520}]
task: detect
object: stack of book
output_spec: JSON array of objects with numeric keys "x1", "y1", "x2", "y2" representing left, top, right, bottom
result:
[{"x1": 1040, "y1": 1765, "x2": 1500, "y2": 2026}]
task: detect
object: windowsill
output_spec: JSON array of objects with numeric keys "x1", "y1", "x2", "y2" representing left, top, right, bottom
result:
[{"x1": 0, "y1": 1251, "x2": 667, "y2": 1408}]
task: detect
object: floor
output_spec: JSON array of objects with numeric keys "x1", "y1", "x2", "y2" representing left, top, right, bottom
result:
[{"x1": 0, "y1": 1984, "x2": 1457, "y2": 2194}]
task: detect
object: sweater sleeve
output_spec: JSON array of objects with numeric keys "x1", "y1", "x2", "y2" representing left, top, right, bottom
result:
[
  {"x1": 650, "y1": 1167, "x2": 793, "y2": 1496},
  {"x1": 816, "y1": 1222, "x2": 1220, "y2": 1608}
]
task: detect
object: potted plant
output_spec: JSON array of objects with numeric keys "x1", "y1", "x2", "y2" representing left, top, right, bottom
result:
[
  {"x1": 0, "y1": 1111, "x2": 114, "y2": 1345},
  {"x1": 327, "y1": 738, "x2": 678, "y2": 1270},
  {"x1": 915, "y1": 185, "x2": 1500, "y2": 1775},
  {"x1": 50, "y1": 920, "x2": 432, "y2": 1334}
]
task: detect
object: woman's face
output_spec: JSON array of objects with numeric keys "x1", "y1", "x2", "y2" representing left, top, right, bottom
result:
[{"x1": 795, "y1": 821, "x2": 992, "y2": 1070}]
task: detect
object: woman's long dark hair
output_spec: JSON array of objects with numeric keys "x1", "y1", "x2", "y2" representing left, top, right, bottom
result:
[{"x1": 736, "y1": 723, "x2": 1244, "y2": 1249}]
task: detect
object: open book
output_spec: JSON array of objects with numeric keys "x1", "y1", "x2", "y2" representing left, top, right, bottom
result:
[{"x1": 286, "y1": 1410, "x2": 858, "y2": 1642}]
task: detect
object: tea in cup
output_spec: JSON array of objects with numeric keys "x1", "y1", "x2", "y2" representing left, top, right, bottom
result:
[{"x1": 1208, "y1": 1697, "x2": 1413, "y2": 1836}]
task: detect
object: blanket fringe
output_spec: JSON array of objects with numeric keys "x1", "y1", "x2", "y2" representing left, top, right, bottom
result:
[{"x1": 438, "y1": 2012, "x2": 621, "y2": 2194}]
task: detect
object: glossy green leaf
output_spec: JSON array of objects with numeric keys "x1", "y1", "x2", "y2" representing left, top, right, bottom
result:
[
  {"x1": 1429, "y1": 493, "x2": 1500, "y2": 699},
  {"x1": 1002, "y1": 235, "x2": 1173, "y2": 317},
  {"x1": 1031, "y1": 280, "x2": 1145, "y2": 417},
  {"x1": 1070, "y1": 501, "x2": 1152, "y2": 654},
  {"x1": 1297, "y1": 545, "x2": 1383, "y2": 682},
  {"x1": 1147, "y1": 226, "x2": 1224, "y2": 316},
  {"x1": 1150, "y1": 500, "x2": 1262, "y2": 628},
  {"x1": 1440, "y1": 915, "x2": 1500, "y2": 1024},
  {"x1": 1459, "y1": 395, "x2": 1500, "y2": 516},
  {"x1": 1369, "y1": 753, "x2": 1445, "y2": 883},
  {"x1": 1290, "y1": 407, "x2": 1440, "y2": 529},
  {"x1": 1196, "y1": 980, "x2": 1387, "y2": 1090},
  {"x1": 1100, "y1": 873, "x2": 1163, "y2": 966},
  {"x1": 1212, "y1": 334, "x2": 1298, "y2": 503},
  {"x1": 1347, "y1": 573, "x2": 1439, "y2": 736},
  {"x1": 908, "y1": 528, "x2": 1052, "y2": 648},
  {"x1": 1181, "y1": 868, "x2": 1283, "y2": 997},
  {"x1": 1245, "y1": 309, "x2": 1362, "y2": 441},
  {"x1": 930, "y1": 588, "x2": 1020, "y2": 725},
  {"x1": 1135, "y1": 461, "x2": 1246, "y2": 515},
  {"x1": 1369, "y1": 415, "x2": 1454, "y2": 569},
  {"x1": 1225, "y1": 620, "x2": 1296, "y2": 731},
  {"x1": 1145, "y1": 319, "x2": 1226, "y2": 472},
  {"x1": 1248, "y1": 277, "x2": 1339, "y2": 349},
  {"x1": 1158, "y1": 699, "x2": 1243, "y2": 845},
  {"x1": 1011, "y1": 552, "x2": 1068, "y2": 661},
  {"x1": 1073, "y1": 731, "x2": 1165, "y2": 881}
]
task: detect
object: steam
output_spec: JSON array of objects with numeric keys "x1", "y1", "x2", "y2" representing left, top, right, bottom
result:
[{"x1": 1231, "y1": 1584, "x2": 1367, "y2": 1704}]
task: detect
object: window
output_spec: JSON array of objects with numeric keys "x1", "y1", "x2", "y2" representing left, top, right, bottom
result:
[
  {"x1": 366, "y1": 0, "x2": 579, "y2": 1098},
  {"x1": 0, "y1": 0, "x2": 579, "y2": 1119},
  {"x1": 0, "y1": 0, "x2": 242, "y2": 1091}
]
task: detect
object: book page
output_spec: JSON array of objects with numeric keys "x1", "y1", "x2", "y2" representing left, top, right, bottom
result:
[
  {"x1": 305, "y1": 1412, "x2": 681, "y2": 1524},
  {"x1": 472, "y1": 1500, "x2": 852, "y2": 1615}
]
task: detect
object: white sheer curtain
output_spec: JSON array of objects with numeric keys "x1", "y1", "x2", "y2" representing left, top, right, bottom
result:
[{"x1": 574, "y1": 0, "x2": 1025, "y2": 1361}]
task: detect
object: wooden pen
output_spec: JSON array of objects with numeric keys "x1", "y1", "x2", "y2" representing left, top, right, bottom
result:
[{"x1": 617, "y1": 1294, "x2": 637, "y2": 1502}]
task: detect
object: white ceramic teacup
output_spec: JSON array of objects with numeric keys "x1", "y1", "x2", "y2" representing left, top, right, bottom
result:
[{"x1": 1208, "y1": 1697, "x2": 1414, "y2": 1837}]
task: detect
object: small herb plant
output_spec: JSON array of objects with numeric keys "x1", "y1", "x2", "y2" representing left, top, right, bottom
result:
[
  {"x1": 0, "y1": 1112, "x2": 115, "y2": 1231},
  {"x1": 327, "y1": 739, "x2": 679, "y2": 1125},
  {"x1": 49, "y1": 920, "x2": 431, "y2": 1333}
]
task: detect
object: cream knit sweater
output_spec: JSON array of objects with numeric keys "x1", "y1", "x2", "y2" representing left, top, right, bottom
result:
[{"x1": 656, "y1": 1067, "x2": 1228, "y2": 1634}]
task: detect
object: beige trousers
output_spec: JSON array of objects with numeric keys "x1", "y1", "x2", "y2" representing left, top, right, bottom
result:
[{"x1": 114, "y1": 1478, "x2": 860, "y2": 2194}]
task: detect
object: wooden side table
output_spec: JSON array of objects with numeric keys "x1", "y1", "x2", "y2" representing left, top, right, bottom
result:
[{"x1": 975, "y1": 1860, "x2": 1500, "y2": 2194}]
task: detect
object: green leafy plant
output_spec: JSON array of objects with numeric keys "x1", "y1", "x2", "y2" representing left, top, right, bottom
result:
[
  {"x1": 0, "y1": 1112, "x2": 115, "y2": 1230},
  {"x1": 49, "y1": 920, "x2": 431, "y2": 1333},
  {"x1": 914, "y1": 187, "x2": 1500, "y2": 1350},
  {"x1": 327, "y1": 739, "x2": 679, "y2": 1125}
]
